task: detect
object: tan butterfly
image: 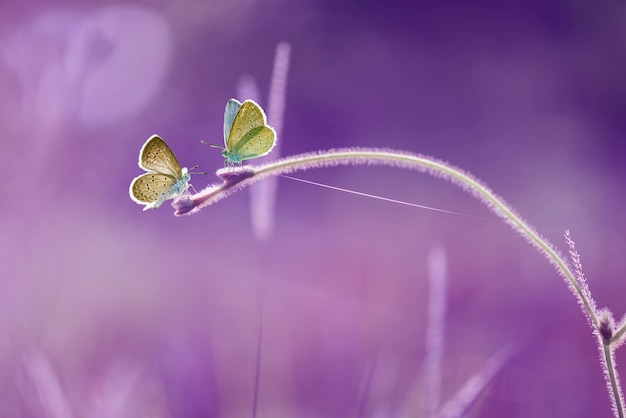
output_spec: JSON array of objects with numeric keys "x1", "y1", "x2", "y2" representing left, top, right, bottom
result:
[{"x1": 129, "y1": 135, "x2": 191, "y2": 211}]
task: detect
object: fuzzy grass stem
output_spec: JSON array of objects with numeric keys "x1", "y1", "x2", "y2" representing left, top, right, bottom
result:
[
  {"x1": 613, "y1": 325, "x2": 626, "y2": 345},
  {"x1": 174, "y1": 147, "x2": 621, "y2": 415},
  {"x1": 176, "y1": 149, "x2": 596, "y2": 325},
  {"x1": 604, "y1": 342, "x2": 625, "y2": 418}
]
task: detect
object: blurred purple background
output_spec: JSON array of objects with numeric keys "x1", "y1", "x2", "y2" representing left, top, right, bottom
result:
[{"x1": 1, "y1": 0, "x2": 625, "y2": 416}]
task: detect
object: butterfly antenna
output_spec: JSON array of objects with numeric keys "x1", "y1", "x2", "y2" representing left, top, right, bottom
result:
[
  {"x1": 188, "y1": 165, "x2": 209, "y2": 175},
  {"x1": 200, "y1": 140, "x2": 224, "y2": 150}
]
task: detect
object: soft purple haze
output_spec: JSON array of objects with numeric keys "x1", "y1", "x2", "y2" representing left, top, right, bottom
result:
[{"x1": 1, "y1": 0, "x2": 625, "y2": 416}]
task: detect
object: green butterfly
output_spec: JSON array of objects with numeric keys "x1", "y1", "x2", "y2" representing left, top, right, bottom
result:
[{"x1": 211, "y1": 98, "x2": 277, "y2": 166}]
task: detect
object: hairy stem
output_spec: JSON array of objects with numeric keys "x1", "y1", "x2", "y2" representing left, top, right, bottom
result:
[
  {"x1": 176, "y1": 149, "x2": 596, "y2": 324},
  {"x1": 604, "y1": 342, "x2": 625, "y2": 418},
  {"x1": 612, "y1": 323, "x2": 626, "y2": 345},
  {"x1": 173, "y1": 147, "x2": 622, "y2": 414}
]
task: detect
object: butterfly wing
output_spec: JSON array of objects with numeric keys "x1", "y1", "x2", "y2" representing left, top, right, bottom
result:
[
  {"x1": 129, "y1": 172, "x2": 181, "y2": 210},
  {"x1": 231, "y1": 125, "x2": 276, "y2": 160},
  {"x1": 223, "y1": 98, "x2": 243, "y2": 148},
  {"x1": 226, "y1": 100, "x2": 268, "y2": 153},
  {"x1": 138, "y1": 135, "x2": 183, "y2": 178}
]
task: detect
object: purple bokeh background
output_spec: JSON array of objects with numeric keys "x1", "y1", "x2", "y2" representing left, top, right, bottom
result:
[{"x1": 1, "y1": 0, "x2": 625, "y2": 416}]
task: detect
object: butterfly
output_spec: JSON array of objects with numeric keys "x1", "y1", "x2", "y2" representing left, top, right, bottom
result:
[
  {"x1": 129, "y1": 135, "x2": 191, "y2": 211},
  {"x1": 210, "y1": 98, "x2": 276, "y2": 166}
]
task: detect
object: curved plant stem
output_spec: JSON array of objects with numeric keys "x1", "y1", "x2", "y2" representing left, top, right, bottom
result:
[
  {"x1": 176, "y1": 149, "x2": 594, "y2": 321},
  {"x1": 612, "y1": 323, "x2": 626, "y2": 345},
  {"x1": 604, "y1": 342, "x2": 625, "y2": 418},
  {"x1": 174, "y1": 147, "x2": 621, "y2": 414}
]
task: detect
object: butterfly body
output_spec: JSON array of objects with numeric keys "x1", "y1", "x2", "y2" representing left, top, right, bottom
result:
[
  {"x1": 219, "y1": 99, "x2": 276, "y2": 166},
  {"x1": 222, "y1": 149, "x2": 244, "y2": 164},
  {"x1": 129, "y1": 135, "x2": 191, "y2": 211}
]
